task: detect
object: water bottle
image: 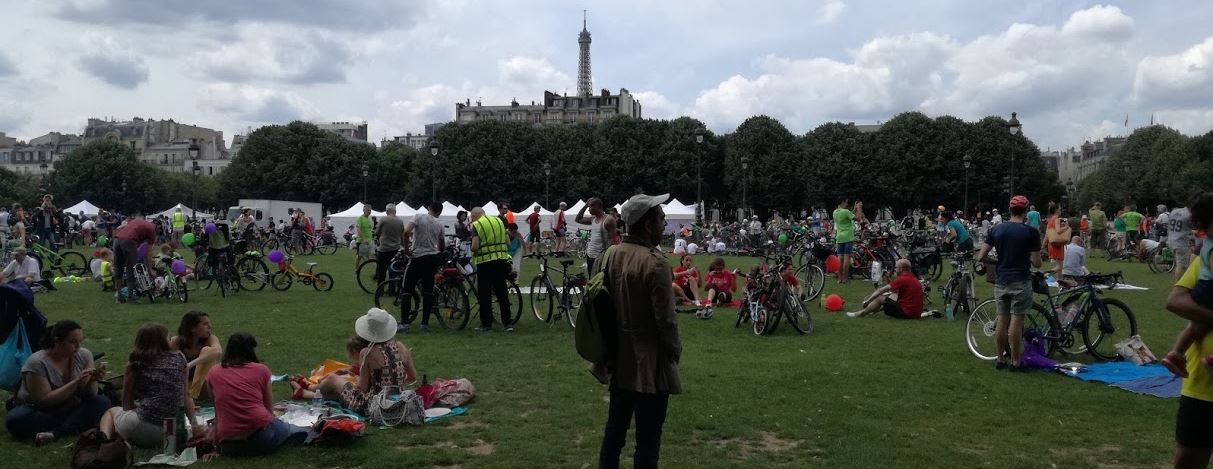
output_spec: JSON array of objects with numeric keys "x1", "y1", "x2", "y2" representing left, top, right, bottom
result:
[
  {"x1": 1061, "y1": 303, "x2": 1080, "y2": 327},
  {"x1": 1053, "y1": 304, "x2": 1066, "y2": 326},
  {"x1": 945, "y1": 305, "x2": 955, "y2": 321},
  {"x1": 312, "y1": 392, "x2": 324, "y2": 416},
  {"x1": 174, "y1": 408, "x2": 187, "y2": 455}
]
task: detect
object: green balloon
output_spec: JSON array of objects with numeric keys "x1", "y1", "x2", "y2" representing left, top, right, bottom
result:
[
  {"x1": 97, "y1": 235, "x2": 109, "y2": 247},
  {"x1": 778, "y1": 233, "x2": 788, "y2": 245},
  {"x1": 182, "y1": 233, "x2": 196, "y2": 247}
]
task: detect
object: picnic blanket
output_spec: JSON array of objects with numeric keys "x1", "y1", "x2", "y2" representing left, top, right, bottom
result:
[{"x1": 1062, "y1": 362, "x2": 1180, "y2": 398}]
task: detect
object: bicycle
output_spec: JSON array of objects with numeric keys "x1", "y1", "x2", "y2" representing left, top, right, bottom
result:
[
  {"x1": 152, "y1": 256, "x2": 189, "y2": 303},
  {"x1": 27, "y1": 236, "x2": 89, "y2": 277},
  {"x1": 234, "y1": 251, "x2": 271, "y2": 291},
  {"x1": 1146, "y1": 240, "x2": 1175, "y2": 274},
  {"x1": 939, "y1": 252, "x2": 979, "y2": 318},
  {"x1": 128, "y1": 262, "x2": 158, "y2": 304},
  {"x1": 966, "y1": 271, "x2": 1137, "y2": 361},
  {"x1": 526, "y1": 251, "x2": 586, "y2": 328},
  {"x1": 357, "y1": 250, "x2": 408, "y2": 294},
  {"x1": 270, "y1": 255, "x2": 334, "y2": 291},
  {"x1": 373, "y1": 254, "x2": 471, "y2": 331},
  {"x1": 460, "y1": 261, "x2": 524, "y2": 330},
  {"x1": 733, "y1": 254, "x2": 813, "y2": 336},
  {"x1": 193, "y1": 251, "x2": 241, "y2": 297}
]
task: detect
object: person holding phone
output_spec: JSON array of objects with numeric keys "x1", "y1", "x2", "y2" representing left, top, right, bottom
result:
[{"x1": 5, "y1": 320, "x2": 110, "y2": 445}]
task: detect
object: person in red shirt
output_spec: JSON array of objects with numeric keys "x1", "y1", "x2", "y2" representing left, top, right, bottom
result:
[
  {"x1": 845, "y1": 259, "x2": 933, "y2": 319},
  {"x1": 524, "y1": 206, "x2": 542, "y2": 255},
  {"x1": 112, "y1": 213, "x2": 158, "y2": 300},
  {"x1": 207, "y1": 333, "x2": 307, "y2": 458},
  {"x1": 702, "y1": 257, "x2": 736, "y2": 305},
  {"x1": 671, "y1": 254, "x2": 701, "y2": 305}
]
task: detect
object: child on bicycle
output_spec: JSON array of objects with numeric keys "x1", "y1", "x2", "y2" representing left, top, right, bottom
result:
[{"x1": 1161, "y1": 192, "x2": 1213, "y2": 378}]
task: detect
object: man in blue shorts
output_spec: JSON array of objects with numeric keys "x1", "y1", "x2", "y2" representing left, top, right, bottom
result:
[{"x1": 976, "y1": 195, "x2": 1041, "y2": 371}]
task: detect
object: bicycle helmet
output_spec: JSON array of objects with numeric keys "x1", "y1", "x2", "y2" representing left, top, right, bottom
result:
[{"x1": 1009, "y1": 195, "x2": 1029, "y2": 209}]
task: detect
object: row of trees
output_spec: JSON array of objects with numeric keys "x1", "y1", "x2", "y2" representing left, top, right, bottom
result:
[
  {"x1": 1075, "y1": 125, "x2": 1213, "y2": 211},
  {"x1": 7, "y1": 112, "x2": 1066, "y2": 218}
]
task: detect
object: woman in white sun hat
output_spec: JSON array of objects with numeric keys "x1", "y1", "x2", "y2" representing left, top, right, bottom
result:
[{"x1": 315, "y1": 308, "x2": 417, "y2": 414}]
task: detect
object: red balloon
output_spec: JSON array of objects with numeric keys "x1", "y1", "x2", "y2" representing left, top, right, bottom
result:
[
  {"x1": 825, "y1": 255, "x2": 841, "y2": 273},
  {"x1": 824, "y1": 294, "x2": 845, "y2": 312}
]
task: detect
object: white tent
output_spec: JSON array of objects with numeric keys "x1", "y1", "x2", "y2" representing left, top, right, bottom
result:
[
  {"x1": 153, "y1": 203, "x2": 210, "y2": 220},
  {"x1": 328, "y1": 202, "x2": 385, "y2": 231},
  {"x1": 481, "y1": 201, "x2": 500, "y2": 216},
  {"x1": 390, "y1": 202, "x2": 417, "y2": 217},
  {"x1": 64, "y1": 200, "x2": 101, "y2": 217}
]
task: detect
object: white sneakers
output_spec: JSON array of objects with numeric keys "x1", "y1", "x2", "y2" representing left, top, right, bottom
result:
[{"x1": 846, "y1": 311, "x2": 864, "y2": 318}]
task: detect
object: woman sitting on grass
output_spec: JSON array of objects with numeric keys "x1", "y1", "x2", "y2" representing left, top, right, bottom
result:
[
  {"x1": 314, "y1": 308, "x2": 417, "y2": 415},
  {"x1": 99, "y1": 323, "x2": 200, "y2": 448},
  {"x1": 206, "y1": 332, "x2": 308, "y2": 458},
  {"x1": 4, "y1": 320, "x2": 109, "y2": 445},
  {"x1": 672, "y1": 254, "x2": 702, "y2": 305},
  {"x1": 170, "y1": 311, "x2": 221, "y2": 400},
  {"x1": 288, "y1": 335, "x2": 370, "y2": 400}
]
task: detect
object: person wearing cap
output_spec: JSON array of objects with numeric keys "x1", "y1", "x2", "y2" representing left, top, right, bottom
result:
[
  {"x1": 1154, "y1": 204, "x2": 1170, "y2": 241},
  {"x1": 975, "y1": 195, "x2": 1041, "y2": 372},
  {"x1": 470, "y1": 207, "x2": 514, "y2": 332},
  {"x1": 315, "y1": 308, "x2": 416, "y2": 415},
  {"x1": 991, "y1": 208, "x2": 1003, "y2": 225},
  {"x1": 2, "y1": 246, "x2": 42, "y2": 287},
  {"x1": 597, "y1": 193, "x2": 681, "y2": 469}
]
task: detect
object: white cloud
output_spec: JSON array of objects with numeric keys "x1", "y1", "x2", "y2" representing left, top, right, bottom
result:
[
  {"x1": 1134, "y1": 36, "x2": 1213, "y2": 109},
  {"x1": 497, "y1": 56, "x2": 570, "y2": 92},
  {"x1": 818, "y1": 1, "x2": 846, "y2": 25},
  {"x1": 631, "y1": 91, "x2": 679, "y2": 119},
  {"x1": 199, "y1": 83, "x2": 320, "y2": 123},
  {"x1": 1060, "y1": 4, "x2": 1134, "y2": 40},
  {"x1": 1154, "y1": 109, "x2": 1213, "y2": 137},
  {"x1": 76, "y1": 32, "x2": 149, "y2": 89},
  {"x1": 193, "y1": 24, "x2": 354, "y2": 85}
]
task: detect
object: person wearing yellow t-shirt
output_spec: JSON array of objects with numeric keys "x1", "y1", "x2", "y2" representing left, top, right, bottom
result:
[{"x1": 1166, "y1": 255, "x2": 1213, "y2": 468}]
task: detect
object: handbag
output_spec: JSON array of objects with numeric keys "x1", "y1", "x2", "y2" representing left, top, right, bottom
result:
[
  {"x1": 365, "y1": 387, "x2": 424, "y2": 427},
  {"x1": 1046, "y1": 218, "x2": 1071, "y2": 246},
  {"x1": 0, "y1": 320, "x2": 32, "y2": 392},
  {"x1": 70, "y1": 428, "x2": 132, "y2": 469}
]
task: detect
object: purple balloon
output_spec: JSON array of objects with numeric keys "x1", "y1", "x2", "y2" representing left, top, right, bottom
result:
[
  {"x1": 204, "y1": 223, "x2": 217, "y2": 235},
  {"x1": 171, "y1": 260, "x2": 187, "y2": 275},
  {"x1": 137, "y1": 243, "x2": 148, "y2": 259},
  {"x1": 268, "y1": 250, "x2": 285, "y2": 264}
]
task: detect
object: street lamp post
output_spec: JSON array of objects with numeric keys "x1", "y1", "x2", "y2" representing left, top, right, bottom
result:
[
  {"x1": 543, "y1": 162, "x2": 551, "y2": 209},
  {"x1": 121, "y1": 181, "x2": 128, "y2": 213},
  {"x1": 1006, "y1": 112, "x2": 1022, "y2": 196},
  {"x1": 38, "y1": 162, "x2": 48, "y2": 194},
  {"x1": 694, "y1": 129, "x2": 705, "y2": 225},
  {"x1": 963, "y1": 154, "x2": 972, "y2": 219},
  {"x1": 188, "y1": 143, "x2": 200, "y2": 221},
  {"x1": 361, "y1": 164, "x2": 369, "y2": 202},
  {"x1": 741, "y1": 155, "x2": 750, "y2": 219},
  {"x1": 429, "y1": 142, "x2": 440, "y2": 202}
]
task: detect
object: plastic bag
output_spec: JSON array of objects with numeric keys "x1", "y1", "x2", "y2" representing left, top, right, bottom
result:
[{"x1": 0, "y1": 321, "x2": 31, "y2": 391}]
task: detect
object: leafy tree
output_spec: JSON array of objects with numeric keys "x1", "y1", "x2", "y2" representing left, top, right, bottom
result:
[
  {"x1": 0, "y1": 167, "x2": 38, "y2": 208},
  {"x1": 48, "y1": 140, "x2": 168, "y2": 213}
]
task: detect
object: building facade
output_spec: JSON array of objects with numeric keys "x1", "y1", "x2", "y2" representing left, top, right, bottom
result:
[
  {"x1": 82, "y1": 117, "x2": 230, "y2": 174},
  {"x1": 1073, "y1": 137, "x2": 1127, "y2": 182},
  {"x1": 317, "y1": 121, "x2": 369, "y2": 142},
  {"x1": 0, "y1": 132, "x2": 83, "y2": 175},
  {"x1": 388, "y1": 122, "x2": 447, "y2": 150}
]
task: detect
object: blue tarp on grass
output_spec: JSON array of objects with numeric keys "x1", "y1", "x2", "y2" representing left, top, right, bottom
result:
[{"x1": 1066, "y1": 362, "x2": 1180, "y2": 398}]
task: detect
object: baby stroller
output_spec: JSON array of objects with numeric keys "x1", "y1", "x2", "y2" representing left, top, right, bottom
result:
[{"x1": 1, "y1": 282, "x2": 47, "y2": 392}]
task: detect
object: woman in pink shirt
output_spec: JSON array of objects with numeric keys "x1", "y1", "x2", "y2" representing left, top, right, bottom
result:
[{"x1": 206, "y1": 333, "x2": 306, "y2": 458}]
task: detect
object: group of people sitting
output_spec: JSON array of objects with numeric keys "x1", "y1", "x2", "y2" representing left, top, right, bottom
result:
[{"x1": 4, "y1": 308, "x2": 418, "y2": 460}]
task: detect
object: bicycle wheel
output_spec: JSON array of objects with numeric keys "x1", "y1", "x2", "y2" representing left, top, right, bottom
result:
[
  {"x1": 356, "y1": 260, "x2": 378, "y2": 294},
  {"x1": 1081, "y1": 298, "x2": 1138, "y2": 360},
  {"x1": 264, "y1": 238, "x2": 279, "y2": 252},
  {"x1": 751, "y1": 304, "x2": 770, "y2": 336},
  {"x1": 503, "y1": 280, "x2": 523, "y2": 327},
  {"x1": 271, "y1": 272, "x2": 293, "y2": 291},
  {"x1": 177, "y1": 277, "x2": 189, "y2": 303},
  {"x1": 58, "y1": 251, "x2": 88, "y2": 276},
  {"x1": 1147, "y1": 248, "x2": 1174, "y2": 274},
  {"x1": 565, "y1": 284, "x2": 585, "y2": 328},
  {"x1": 797, "y1": 264, "x2": 825, "y2": 301},
  {"x1": 236, "y1": 257, "x2": 270, "y2": 291},
  {"x1": 316, "y1": 239, "x2": 338, "y2": 255},
  {"x1": 312, "y1": 273, "x2": 334, "y2": 291},
  {"x1": 530, "y1": 277, "x2": 553, "y2": 322},
  {"x1": 782, "y1": 290, "x2": 812, "y2": 335},
  {"x1": 965, "y1": 299, "x2": 1001, "y2": 360},
  {"x1": 440, "y1": 283, "x2": 470, "y2": 330}
]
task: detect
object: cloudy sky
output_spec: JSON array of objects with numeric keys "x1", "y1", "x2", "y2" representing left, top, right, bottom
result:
[{"x1": 1, "y1": 0, "x2": 1211, "y2": 152}]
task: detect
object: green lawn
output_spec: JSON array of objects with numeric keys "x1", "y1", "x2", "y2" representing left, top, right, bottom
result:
[{"x1": 0, "y1": 247, "x2": 1187, "y2": 468}]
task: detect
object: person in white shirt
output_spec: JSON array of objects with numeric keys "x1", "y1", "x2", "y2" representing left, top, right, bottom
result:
[
  {"x1": 2, "y1": 247, "x2": 41, "y2": 285},
  {"x1": 1062, "y1": 236, "x2": 1088, "y2": 279},
  {"x1": 673, "y1": 237, "x2": 687, "y2": 255},
  {"x1": 686, "y1": 242, "x2": 699, "y2": 255},
  {"x1": 991, "y1": 209, "x2": 1003, "y2": 225}
]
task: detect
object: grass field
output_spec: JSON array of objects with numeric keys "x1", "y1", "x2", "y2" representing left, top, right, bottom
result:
[{"x1": 0, "y1": 246, "x2": 1189, "y2": 468}]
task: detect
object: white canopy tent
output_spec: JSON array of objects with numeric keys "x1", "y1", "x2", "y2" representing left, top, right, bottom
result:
[
  {"x1": 63, "y1": 200, "x2": 101, "y2": 217},
  {"x1": 328, "y1": 202, "x2": 385, "y2": 232},
  {"x1": 480, "y1": 201, "x2": 501, "y2": 216},
  {"x1": 153, "y1": 203, "x2": 210, "y2": 220},
  {"x1": 390, "y1": 202, "x2": 417, "y2": 217}
]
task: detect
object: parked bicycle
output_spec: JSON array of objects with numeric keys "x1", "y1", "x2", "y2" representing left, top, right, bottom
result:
[
  {"x1": 373, "y1": 254, "x2": 471, "y2": 330},
  {"x1": 734, "y1": 254, "x2": 812, "y2": 336},
  {"x1": 27, "y1": 236, "x2": 89, "y2": 277},
  {"x1": 270, "y1": 255, "x2": 334, "y2": 291},
  {"x1": 966, "y1": 271, "x2": 1137, "y2": 361},
  {"x1": 939, "y1": 252, "x2": 979, "y2": 318},
  {"x1": 526, "y1": 251, "x2": 586, "y2": 328}
]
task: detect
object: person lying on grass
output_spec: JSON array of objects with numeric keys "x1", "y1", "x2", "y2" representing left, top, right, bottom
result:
[{"x1": 289, "y1": 335, "x2": 369, "y2": 400}]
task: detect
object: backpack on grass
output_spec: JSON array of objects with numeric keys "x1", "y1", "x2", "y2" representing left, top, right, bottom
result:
[{"x1": 575, "y1": 246, "x2": 617, "y2": 365}]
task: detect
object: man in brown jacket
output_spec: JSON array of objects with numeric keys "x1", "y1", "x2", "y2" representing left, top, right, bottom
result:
[{"x1": 598, "y1": 193, "x2": 681, "y2": 469}]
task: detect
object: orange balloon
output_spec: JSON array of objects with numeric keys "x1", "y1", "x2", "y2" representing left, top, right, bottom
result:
[
  {"x1": 824, "y1": 294, "x2": 845, "y2": 312},
  {"x1": 825, "y1": 255, "x2": 841, "y2": 273}
]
